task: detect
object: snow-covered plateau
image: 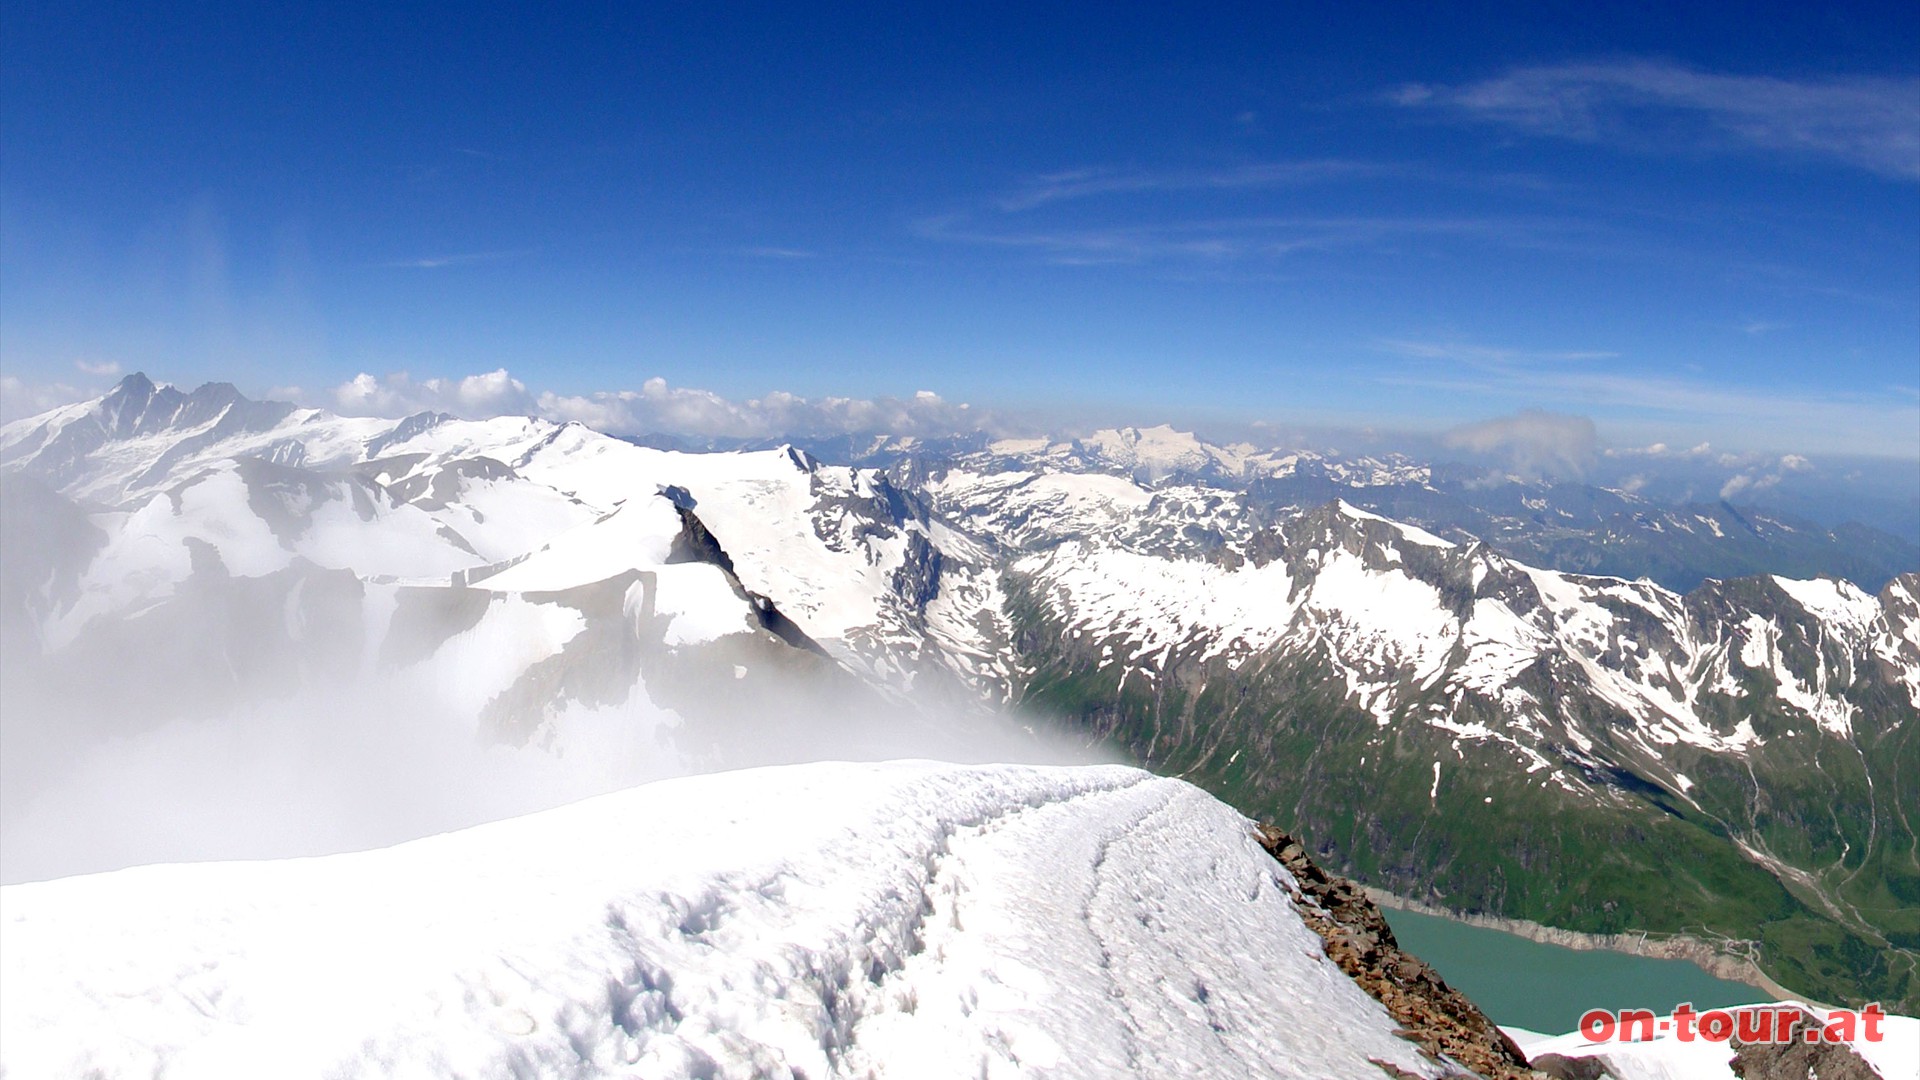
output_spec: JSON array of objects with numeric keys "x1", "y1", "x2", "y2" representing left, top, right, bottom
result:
[{"x1": 2, "y1": 761, "x2": 1457, "y2": 1080}]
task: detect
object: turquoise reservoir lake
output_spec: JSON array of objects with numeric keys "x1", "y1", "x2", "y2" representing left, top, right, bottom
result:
[{"x1": 1380, "y1": 907, "x2": 1771, "y2": 1034}]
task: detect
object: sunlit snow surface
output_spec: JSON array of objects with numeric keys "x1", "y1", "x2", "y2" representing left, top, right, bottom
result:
[{"x1": 0, "y1": 762, "x2": 1447, "y2": 1080}]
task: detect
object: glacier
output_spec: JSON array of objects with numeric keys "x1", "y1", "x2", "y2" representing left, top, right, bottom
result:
[{"x1": 1, "y1": 761, "x2": 1454, "y2": 1080}]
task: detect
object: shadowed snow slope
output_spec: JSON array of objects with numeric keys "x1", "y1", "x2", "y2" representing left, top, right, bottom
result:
[{"x1": 0, "y1": 761, "x2": 1449, "y2": 1080}]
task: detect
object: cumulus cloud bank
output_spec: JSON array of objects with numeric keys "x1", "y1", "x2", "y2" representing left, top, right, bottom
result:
[
  {"x1": 1718, "y1": 451, "x2": 1816, "y2": 500},
  {"x1": 332, "y1": 369, "x2": 538, "y2": 418},
  {"x1": 1441, "y1": 409, "x2": 1598, "y2": 479},
  {"x1": 325, "y1": 369, "x2": 991, "y2": 441}
]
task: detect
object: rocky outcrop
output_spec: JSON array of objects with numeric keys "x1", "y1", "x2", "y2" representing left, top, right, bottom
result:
[
  {"x1": 666, "y1": 499, "x2": 827, "y2": 656},
  {"x1": 1731, "y1": 1014, "x2": 1885, "y2": 1079},
  {"x1": 1526, "y1": 1055, "x2": 1615, "y2": 1080},
  {"x1": 1256, "y1": 823, "x2": 1539, "y2": 1080}
]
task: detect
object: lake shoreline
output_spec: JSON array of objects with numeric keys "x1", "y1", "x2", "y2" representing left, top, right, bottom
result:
[{"x1": 1365, "y1": 888, "x2": 1821, "y2": 1008}]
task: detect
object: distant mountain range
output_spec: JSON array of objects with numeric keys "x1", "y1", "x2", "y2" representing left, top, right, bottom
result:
[
  {"x1": 4, "y1": 373, "x2": 1916, "y2": 1011},
  {"x1": 679, "y1": 423, "x2": 1915, "y2": 595}
]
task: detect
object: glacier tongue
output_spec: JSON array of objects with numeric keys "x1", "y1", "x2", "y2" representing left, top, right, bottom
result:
[{"x1": 0, "y1": 761, "x2": 1448, "y2": 1080}]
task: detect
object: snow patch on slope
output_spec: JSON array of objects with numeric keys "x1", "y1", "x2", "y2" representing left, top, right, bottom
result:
[{"x1": 1773, "y1": 576, "x2": 1880, "y2": 641}]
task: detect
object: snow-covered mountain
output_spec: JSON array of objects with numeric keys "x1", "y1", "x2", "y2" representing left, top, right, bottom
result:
[
  {"x1": 3, "y1": 374, "x2": 1915, "y2": 1011},
  {"x1": 0, "y1": 761, "x2": 1466, "y2": 1080},
  {"x1": 912, "y1": 424, "x2": 1917, "y2": 593}
]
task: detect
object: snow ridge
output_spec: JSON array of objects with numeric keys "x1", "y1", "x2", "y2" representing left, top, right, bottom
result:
[{"x1": 0, "y1": 762, "x2": 1448, "y2": 1080}]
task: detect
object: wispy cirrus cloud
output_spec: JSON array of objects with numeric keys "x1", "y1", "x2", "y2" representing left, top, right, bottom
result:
[
  {"x1": 1379, "y1": 339, "x2": 1620, "y2": 365},
  {"x1": 380, "y1": 249, "x2": 530, "y2": 270},
  {"x1": 1392, "y1": 60, "x2": 1920, "y2": 180},
  {"x1": 997, "y1": 160, "x2": 1387, "y2": 211},
  {"x1": 918, "y1": 213, "x2": 1560, "y2": 266},
  {"x1": 925, "y1": 156, "x2": 1589, "y2": 267}
]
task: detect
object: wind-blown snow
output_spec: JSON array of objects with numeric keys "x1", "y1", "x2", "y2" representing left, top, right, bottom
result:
[
  {"x1": 410, "y1": 594, "x2": 589, "y2": 715},
  {"x1": 473, "y1": 498, "x2": 680, "y2": 593},
  {"x1": 1, "y1": 762, "x2": 1448, "y2": 1080}
]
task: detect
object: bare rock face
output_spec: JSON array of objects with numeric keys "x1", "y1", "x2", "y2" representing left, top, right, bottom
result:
[
  {"x1": 1731, "y1": 1015, "x2": 1885, "y2": 1080},
  {"x1": 1528, "y1": 1055, "x2": 1616, "y2": 1079},
  {"x1": 1255, "y1": 823, "x2": 1540, "y2": 1080}
]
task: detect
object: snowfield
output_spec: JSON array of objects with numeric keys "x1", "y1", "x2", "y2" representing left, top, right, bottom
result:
[{"x1": 0, "y1": 761, "x2": 1450, "y2": 1080}]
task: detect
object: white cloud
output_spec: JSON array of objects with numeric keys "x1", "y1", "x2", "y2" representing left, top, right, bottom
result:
[
  {"x1": 73, "y1": 359, "x2": 123, "y2": 377},
  {"x1": 0, "y1": 375, "x2": 89, "y2": 424},
  {"x1": 1717, "y1": 452, "x2": 1817, "y2": 501},
  {"x1": 1718, "y1": 471, "x2": 1784, "y2": 499},
  {"x1": 1395, "y1": 60, "x2": 1920, "y2": 180},
  {"x1": 1441, "y1": 409, "x2": 1598, "y2": 478},
  {"x1": 453, "y1": 369, "x2": 533, "y2": 413},
  {"x1": 328, "y1": 370, "x2": 986, "y2": 440},
  {"x1": 333, "y1": 372, "x2": 410, "y2": 415},
  {"x1": 331, "y1": 369, "x2": 534, "y2": 420},
  {"x1": 1603, "y1": 441, "x2": 1718, "y2": 460}
]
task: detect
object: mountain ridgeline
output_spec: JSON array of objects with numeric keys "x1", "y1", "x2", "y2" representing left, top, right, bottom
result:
[{"x1": 3, "y1": 375, "x2": 1915, "y2": 1011}]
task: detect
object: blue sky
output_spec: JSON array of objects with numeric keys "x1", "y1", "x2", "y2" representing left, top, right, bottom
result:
[{"x1": 2, "y1": 1, "x2": 1916, "y2": 457}]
